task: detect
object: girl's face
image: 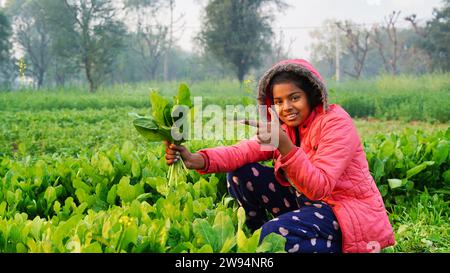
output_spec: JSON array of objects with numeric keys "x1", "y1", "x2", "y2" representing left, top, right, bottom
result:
[{"x1": 272, "y1": 82, "x2": 311, "y2": 127}]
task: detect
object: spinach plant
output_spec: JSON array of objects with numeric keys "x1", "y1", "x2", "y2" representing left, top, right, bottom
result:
[{"x1": 131, "y1": 83, "x2": 193, "y2": 187}]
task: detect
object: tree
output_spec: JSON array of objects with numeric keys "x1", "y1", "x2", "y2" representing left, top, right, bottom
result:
[
  {"x1": 417, "y1": 0, "x2": 450, "y2": 71},
  {"x1": 266, "y1": 30, "x2": 294, "y2": 65},
  {"x1": 8, "y1": 0, "x2": 51, "y2": 88},
  {"x1": 163, "y1": 0, "x2": 185, "y2": 81},
  {"x1": 310, "y1": 20, "x2": 337, "y2": 78},
  {"x1": 372, "y1": 11, "x2": 402, "y2": 75},
  {"x1": 336, "y1": 20, "x2": 370, "y2": 79},
  {"x1": 0, "y1": 9, "x2": 14, "y2": 86},
  {"x1": 0, "y1": 10, "x2": 11, "y2": 66},
  {"x1": 46, "y1": 0, "x2": 126, "y2": 92},
  {"x1": 198, "y1": 0, "x2": 287, "y2": 83},
  {"x1": 404, "y1": 14, "x2": 433, "y2": 72},
  {"x1": 134, "y1": 25, "x2": 169, "y2": 80},
  {"x1": 125, "y1": 0, "x2": 170, "y2": 81}
]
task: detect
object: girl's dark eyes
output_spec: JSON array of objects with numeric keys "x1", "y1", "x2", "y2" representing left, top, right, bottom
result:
[
  {"x1": 275, "y1": 96, "x2": 300, "y2": 104},
  {"x1": 274, "y1": 95, "x2": 301, "y2": 105}
]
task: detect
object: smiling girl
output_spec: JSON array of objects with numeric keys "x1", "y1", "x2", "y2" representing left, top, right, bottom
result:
[{"x1": 164, "y1": 59, "x2": 395, "y2": 253}]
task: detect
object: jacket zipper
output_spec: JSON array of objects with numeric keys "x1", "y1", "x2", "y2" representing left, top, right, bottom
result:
[{"x1": 286, "y1": 127, "x2": 303, "y2": 201}]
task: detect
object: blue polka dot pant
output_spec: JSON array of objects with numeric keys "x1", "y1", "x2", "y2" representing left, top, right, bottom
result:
[{"x1": 227, "y1": 163, "x2": 342, "y2": 253}]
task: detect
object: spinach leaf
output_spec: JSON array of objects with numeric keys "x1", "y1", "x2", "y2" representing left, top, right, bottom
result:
[
  {"x1": 150, "y1": 90, "x2": 169, "y2": 126},
  {"x1": 133, "y1": 118, "x2": 171, "y2": 142}
]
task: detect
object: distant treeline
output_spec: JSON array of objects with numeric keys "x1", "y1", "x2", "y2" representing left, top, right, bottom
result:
[{"x1": 0, "y1": 0, "x2": 449, "y2": 91}]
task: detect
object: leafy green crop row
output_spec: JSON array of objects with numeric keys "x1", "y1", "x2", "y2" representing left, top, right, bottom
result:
[
  {"x1": 0, "y1": 198, "x2": 285, "y2": 253},
  {"x1": 0, "y1": 126, "x2": 448, "y2": 252},
  {"x1": 0, "y1": 139, "x2": 286, "y2": 253},
  {"x1": 365, "y1": 128, "x2": 450, "y2": 205},
  {"x1": 2, "y1": 128, "x2": 447, "y2": 219}
]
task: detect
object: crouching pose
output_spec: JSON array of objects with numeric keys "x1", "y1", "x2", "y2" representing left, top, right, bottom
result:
[{"x1": 164, "y1": 59, "x2": 395, "y2": 253}]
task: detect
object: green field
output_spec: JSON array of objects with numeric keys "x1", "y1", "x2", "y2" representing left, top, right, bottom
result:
[{"x1": 0, "y1": 76, "x2": 449, "y2": 253}]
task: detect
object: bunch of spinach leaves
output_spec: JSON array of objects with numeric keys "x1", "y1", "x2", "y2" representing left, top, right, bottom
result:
[{"x1": 131, "y1": 83, "x2": 193, "y2": 187}]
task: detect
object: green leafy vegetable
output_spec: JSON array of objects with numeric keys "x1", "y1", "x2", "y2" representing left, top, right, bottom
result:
[{"x1": 131, "y1": 83, "x2": 193, "y2": 187}]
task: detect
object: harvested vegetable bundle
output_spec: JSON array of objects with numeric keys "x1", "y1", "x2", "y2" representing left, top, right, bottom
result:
[{"x1": 131, "y1": 83, "x2": 193, "y2": 187}]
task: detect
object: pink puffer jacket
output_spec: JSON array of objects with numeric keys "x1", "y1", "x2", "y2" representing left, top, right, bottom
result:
[{"x1": 196, "y1": 59, "x2": 395, "y2": 253}]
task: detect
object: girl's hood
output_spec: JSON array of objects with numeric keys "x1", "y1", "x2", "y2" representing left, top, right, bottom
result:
[{"x1": 257, "y1": 59, "x2": 329, "y2": 119}]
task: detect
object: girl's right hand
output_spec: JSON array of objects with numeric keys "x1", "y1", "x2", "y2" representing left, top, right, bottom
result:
[
  {"x1": 163, "y1": 141, "x2": 189, "y2": 165},
  {"x1": 163, "y1": 141, "x2": 206, "y2": 170}
]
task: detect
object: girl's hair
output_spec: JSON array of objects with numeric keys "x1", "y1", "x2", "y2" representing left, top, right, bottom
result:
[{"x1": 268, "y1": 71, "x2": 322, "y2": 109}]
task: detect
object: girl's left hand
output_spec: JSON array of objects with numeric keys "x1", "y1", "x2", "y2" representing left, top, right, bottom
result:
[{"x1": 241, "y1": 108, "x2": 295, "y2": 154}]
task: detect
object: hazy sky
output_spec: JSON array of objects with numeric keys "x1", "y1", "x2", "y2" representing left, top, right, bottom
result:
[
  {"x1": 169, "y1": 0, "x2": 444, "y2": 59},
  {"x1": 1, "y1": 0, "x2": 444, "y2": 59}
]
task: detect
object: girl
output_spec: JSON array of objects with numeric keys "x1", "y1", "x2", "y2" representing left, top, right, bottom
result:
[{"x1": 164, "y1": 59, "x2": 395, "y2": 253}]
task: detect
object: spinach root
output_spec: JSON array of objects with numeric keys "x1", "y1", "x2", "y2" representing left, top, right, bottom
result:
[{"x1": 167, "y1": 157, "x2": 188, "y2": 187}]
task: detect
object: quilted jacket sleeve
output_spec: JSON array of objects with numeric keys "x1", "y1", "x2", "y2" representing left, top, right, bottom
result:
[
  {"x1": 276, "y1": 114, "x2": 359, "y2": 200},
  {"x1": 196, "y1": 136, "x2": 273, "y2": 174}
]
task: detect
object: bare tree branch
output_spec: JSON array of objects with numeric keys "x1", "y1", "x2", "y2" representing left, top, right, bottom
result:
[{"x1": 336, "y1": 20, "x2": 370, "y2": 79}]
